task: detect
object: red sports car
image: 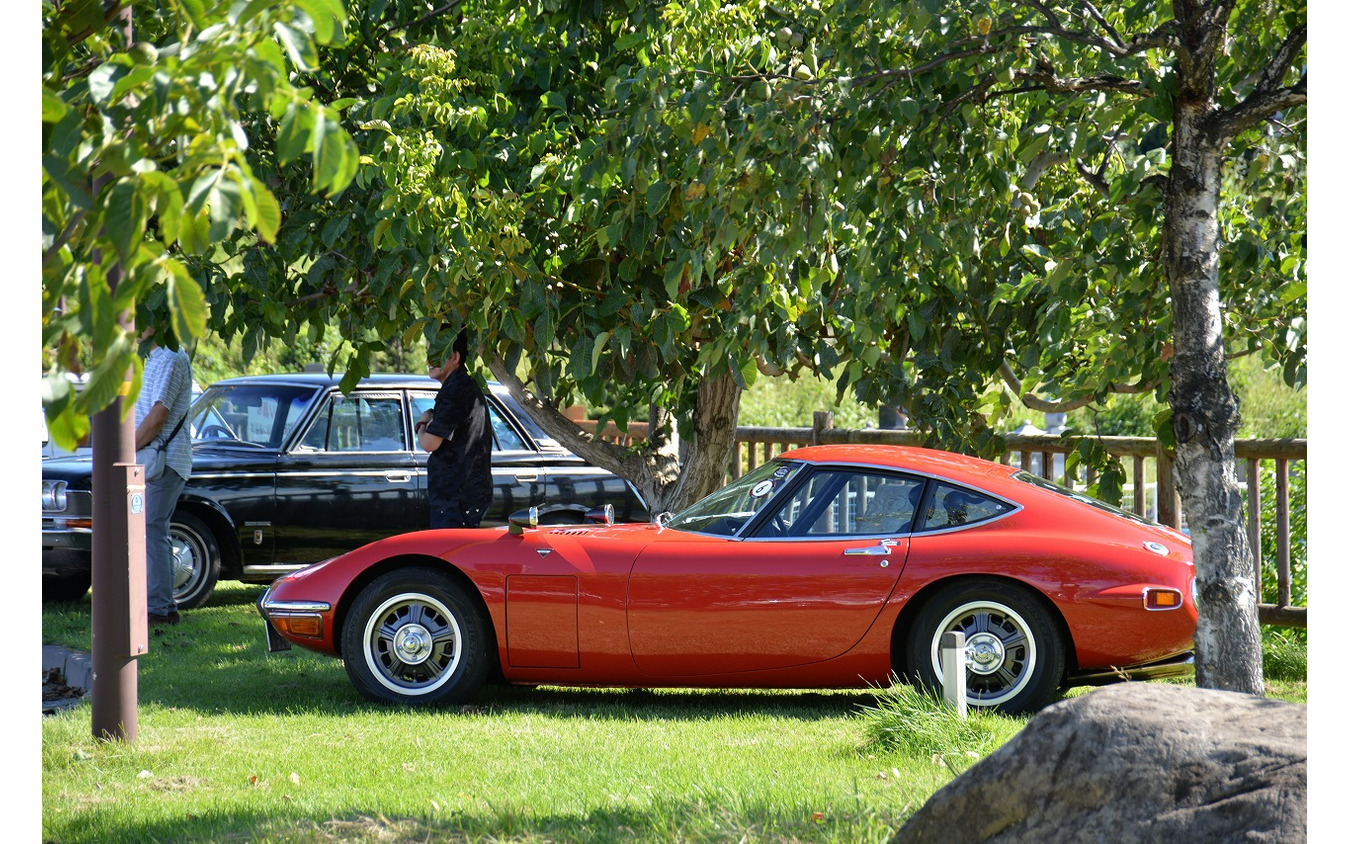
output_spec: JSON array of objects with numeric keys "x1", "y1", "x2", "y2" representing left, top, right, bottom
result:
[{"x1": 258, "y1": 444, "x2": 1196, "y2": 713}]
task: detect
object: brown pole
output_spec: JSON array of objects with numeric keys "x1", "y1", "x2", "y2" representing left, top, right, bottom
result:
[{"x1": 88, "y1": 1, "x2": 143, "y2": 743}]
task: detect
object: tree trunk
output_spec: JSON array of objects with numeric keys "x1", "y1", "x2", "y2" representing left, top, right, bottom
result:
[
  {"x1": 487, "y1": 355, "x2": 742, "y2": 517},
  {"x1": 1165, "y1": 88, "x2": 1264, "y2": 695},
  {"x1": 657, "y1": 370, "x2": 743, "y2": 512}
]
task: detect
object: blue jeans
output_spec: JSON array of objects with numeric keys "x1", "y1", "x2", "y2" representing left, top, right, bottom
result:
[{"x1": 146, "y1": 468, "x2": 188, "y2": 615}]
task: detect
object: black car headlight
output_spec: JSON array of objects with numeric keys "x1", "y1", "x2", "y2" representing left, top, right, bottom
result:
[{"x1": 42, "y1": 480, "x2": 68, "y2": 512}]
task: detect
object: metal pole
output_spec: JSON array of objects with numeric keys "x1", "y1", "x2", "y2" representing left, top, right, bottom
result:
[
  {"x1": 941, "y1": 631, "x2": 967, "y2": 719},
  {"x1": 91, "y1": 443, "x2": 148, "y2": 740},
  {"x1": 88, "y1": 5, "x2": 142, "y2": 742}
]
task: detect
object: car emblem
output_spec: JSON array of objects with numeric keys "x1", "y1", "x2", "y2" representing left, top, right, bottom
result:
[
  {"x1": 1143, "y1": 541, "x2": 1168, "y2": 556},
  {"x1": 536, "y1": 549, "x2": 553, "y2": 558}
]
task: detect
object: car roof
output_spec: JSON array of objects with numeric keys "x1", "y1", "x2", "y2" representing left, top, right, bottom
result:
[
  {"x1": 208, "y1": 372, "x2": 442, "y2": 390},
  {"x1": 201, "y1": 372, "x2": 561, "y2": 448},
  {"x1": 778, "y1": 444, "x2": 1019, "y2": 485}
]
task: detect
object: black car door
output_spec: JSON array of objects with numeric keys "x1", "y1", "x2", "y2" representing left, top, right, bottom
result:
[{"x1": 271, "y1": 390, "x2": 420, "y2": 563}]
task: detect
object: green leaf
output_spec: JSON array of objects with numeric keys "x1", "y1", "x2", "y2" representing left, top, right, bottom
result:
[
  {"x1": 273, "y1": 20, "x2": 318, "y2": 71},
  {"x1": 311, "y1": 112, "x2": 358, "y2": 194},
  {"x1": 41, "y1": 87, "x2": 69, "y2": 123},
  {"x1": 249, "y1": 181, "x2": 281, "y2": 243},
  {"x1": 103, "y1": 179, "x2": 147, "y2": 266},
  {"x1": 276, "y1": 102, "x2": 312, "y2": 163},
  {"x1": 294, "y1": 0, "x2": 347, "y2": 44},
  {"x1": 646, "y1": 181, "x2": 671, "y2": 216},
  {"x1": 177, "y1": 209, "x2": 211, "y2": 255},
  {"x1": 163, "y1": 258, "x2": 208, "y2": 344}
]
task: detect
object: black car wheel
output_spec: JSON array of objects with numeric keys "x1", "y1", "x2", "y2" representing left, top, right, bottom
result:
[
  {"x1": 341, "y1": 568, "x2": 491, "y2": 706},
  {"x1": 42, "y1": 572, "x2": 91, "y2": 603},
  {"x1": 170, "y1": 512, "x2": 221, "y2": 610},
  {"x1": 906, "y1": 578, "x2": 1065, "y2": 714}
]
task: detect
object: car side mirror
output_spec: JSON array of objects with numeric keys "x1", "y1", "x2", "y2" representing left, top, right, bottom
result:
[
  {"x1": 585, "y1": 504, "x2": 615, "y2": 526},
  {"x1": 508, "y1": 506, "x2": 539, "y2": 535}
]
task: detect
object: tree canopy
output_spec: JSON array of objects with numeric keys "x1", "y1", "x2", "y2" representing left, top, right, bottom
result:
[{"x1": 42, "y1": 0, "x2": 358, "y2": 444}]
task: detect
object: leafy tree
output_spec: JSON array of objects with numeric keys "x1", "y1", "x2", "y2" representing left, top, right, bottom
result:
[{"x1": 41, "y1": 0, "x2": 359, "y2": 443}]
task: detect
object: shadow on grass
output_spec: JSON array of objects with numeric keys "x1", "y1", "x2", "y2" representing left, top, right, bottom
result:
[
  {"x1": 46, "y1": 792, "x2": 911, "y2": 844},
  {"x1": 45, "y1": 582, "x2": 888, "y2": 721},
  {"x1": 131, "y1": 624, "x2": 887, "y2": 721}
]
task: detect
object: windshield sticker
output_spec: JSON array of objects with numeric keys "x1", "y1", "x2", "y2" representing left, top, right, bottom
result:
[
  {"x1": 773, "y1": 466, "x2": 789, "y2": 478},
  {"x1": 751, "y1": 480, "x2": 775, "y2": 498}
]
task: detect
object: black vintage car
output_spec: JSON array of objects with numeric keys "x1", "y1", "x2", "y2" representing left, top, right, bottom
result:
[{"x1": 42, "y1": 373, "x2": 649, "y2": 608}]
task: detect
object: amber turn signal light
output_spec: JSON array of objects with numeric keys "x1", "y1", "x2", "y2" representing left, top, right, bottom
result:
[
  {"x1": 273, "y1": 614, "x2": 324, "y2": 639},
  {"x1": 1143, "y1": 588, "x2": 1183, "y2": 611}
]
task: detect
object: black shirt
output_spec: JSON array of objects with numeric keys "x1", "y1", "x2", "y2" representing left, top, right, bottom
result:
[{"x1": 425, "y1": 369, "x2": 493, "y2": 510}]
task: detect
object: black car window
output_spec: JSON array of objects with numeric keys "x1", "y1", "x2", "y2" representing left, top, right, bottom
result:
[
  {"x1": 303, "y1": 396, "x2": 406, "y2": 452},
  {"x1": 915, "y1": 482, "x2": 1012, "y2": 531},
  {"x1": 752, "y1": 470, "x2": 924, "y2": 538},
  {"x1": 409, "y1": 394, "x2": 527, "y2": 452},
  {"x1": 191, "y1": 383, "x2": 320, "y2": 448}
]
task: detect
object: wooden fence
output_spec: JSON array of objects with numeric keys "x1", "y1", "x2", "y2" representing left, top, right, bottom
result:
[{"x1": 574, "y1": 411, "x2": 1307, "y2": 628}]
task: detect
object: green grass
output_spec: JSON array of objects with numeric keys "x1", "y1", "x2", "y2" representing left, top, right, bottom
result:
[{"x1": 42, "y1": 583, "x2": 1308, "y2": 842}]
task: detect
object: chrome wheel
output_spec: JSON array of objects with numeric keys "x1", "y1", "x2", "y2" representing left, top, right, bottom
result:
[
  {"x1": 341, "y1": 568, "x2": 492, "y2": 706},
  {"x1": 929, "y1": 600, "x2": 1036, "y2": 706},
  {"x1": 168, "y1": 512, "x2": 221, "y2": 609},
  {"x1": 906, "y1": 578, "x2": 1064, "y2": 714},
  {"x1": 362, "y1": 593, "x2": 463, "y2": 696}
]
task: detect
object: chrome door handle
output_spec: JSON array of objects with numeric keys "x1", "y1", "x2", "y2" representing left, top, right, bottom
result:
[
  {"x1": 844, "y1": 545, "x2": 890, "y2": 556},
  {"x1": 515, "y1": 473, "x2": 539, "y2": 483},
  {"x1": 385, "y1": 472, "x2": 412, "y2": 483}
]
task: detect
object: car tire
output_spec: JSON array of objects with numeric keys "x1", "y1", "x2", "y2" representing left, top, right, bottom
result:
[
  {"x1": 42, "y1": 572, "x2": 91, "y2": 603},
  {"x1": 905, "y1": 578, "x2": 1065, "y2": 714},
  {"x1": 170, "y1": 512, "x2": 221, "y2": 610},
  {"x1": 341, "y1": 568, "x2": 492, "y2": 706}
]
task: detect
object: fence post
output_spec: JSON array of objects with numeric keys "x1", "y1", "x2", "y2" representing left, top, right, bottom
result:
[
  {"x1": 1156, "y1": 443, "x2": 1182, "y2": 529},
  {"x1": 812, "y1": 411, "x2": 834, "y2": 445},
  {"x1": 941, "y1": 631, "x2": 967, "y2": 719}
]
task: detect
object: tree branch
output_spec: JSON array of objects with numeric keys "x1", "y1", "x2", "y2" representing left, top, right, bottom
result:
[
  {"x1": 999, "y1": 361, "x2": 1156, "y2": 413},
  {"x1": 1209, "y1": 75, "x2": 1306, "y2": 142},
  {"x1": 1014, "y1": 67, "x2": 1147, "y2": 96},
  {"x1": 1206, "y1": 24, "x2": 1307, "y2": 142},
  {"x1": 379, "y1": 0, "x2": 464, "y2": 41},
  {"x1": 485, "y1": 352, "x2": 641, "y2": 474}
]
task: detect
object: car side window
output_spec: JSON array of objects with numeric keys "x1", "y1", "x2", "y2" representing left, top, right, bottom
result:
[
  {"x1": 409, "y1": 395, "x2": 526, "y2": 452},
  {"x1": 917, "y1": 483, "x2": 1012, "y2": 530},
  {"x1": 753, "y1": 470, "x2": 924, "y2": 538},
  {"x1": 302, "y1": 396, "x2": 405, "y2": 452},
  {"x1": 487, "y1": 401, "x2": 528, "y2": 451}
]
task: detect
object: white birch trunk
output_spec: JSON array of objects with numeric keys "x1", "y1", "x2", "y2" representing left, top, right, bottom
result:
[{"x1": 1165, "y1": 23, "x2": 1265, "y2": 694}]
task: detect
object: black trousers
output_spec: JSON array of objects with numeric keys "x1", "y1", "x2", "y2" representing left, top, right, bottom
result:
[{"x1": 431, "y1": 500, "x2": 487, "y2": 529}]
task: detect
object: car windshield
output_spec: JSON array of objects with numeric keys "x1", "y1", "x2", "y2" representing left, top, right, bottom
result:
[
  {"x1": 190, "y1": 383, "x2": 322, "y2": 450},
  {"x1": 665, "y1": 460, "x2": 804, "y2": 537}
]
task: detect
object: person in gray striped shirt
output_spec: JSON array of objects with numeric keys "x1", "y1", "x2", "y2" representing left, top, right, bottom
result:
[{"x1": 135, "y1": 322, "x2": 193, "y2": 627}]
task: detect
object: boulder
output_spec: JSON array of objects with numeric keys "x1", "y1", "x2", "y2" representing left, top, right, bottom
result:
[{"x1": 894, "y1": 683, "x2": 1306, "y2": 843}]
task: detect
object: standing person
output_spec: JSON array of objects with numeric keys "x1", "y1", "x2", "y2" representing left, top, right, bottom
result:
[
  {"x1": 416, "y1": 329, "x2": 493, "y2": 527},
  {"x1": 134, "y1": 322, "x2": 194, "y2": 626}
]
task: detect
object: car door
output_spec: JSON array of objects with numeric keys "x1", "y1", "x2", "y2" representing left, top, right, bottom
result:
[
  {"x1": 409, "y1": 390, "x2": 545, "y2": 527},
  {"x1": 271, "y1": 391, "x2": 419, "y2": 563},
  {"x1": 625, "y1": 468, "x2": 919, "y2": 677}
]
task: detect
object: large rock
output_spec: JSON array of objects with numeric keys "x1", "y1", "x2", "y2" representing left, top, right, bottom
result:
[{"x1": 894, "y1": 683, "x2": 1306, "y2": 843}]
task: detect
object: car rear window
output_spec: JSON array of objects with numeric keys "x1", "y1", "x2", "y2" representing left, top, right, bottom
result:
[{"x1": 915, "y1": 482, "x2": 1014, "y2": 531}]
